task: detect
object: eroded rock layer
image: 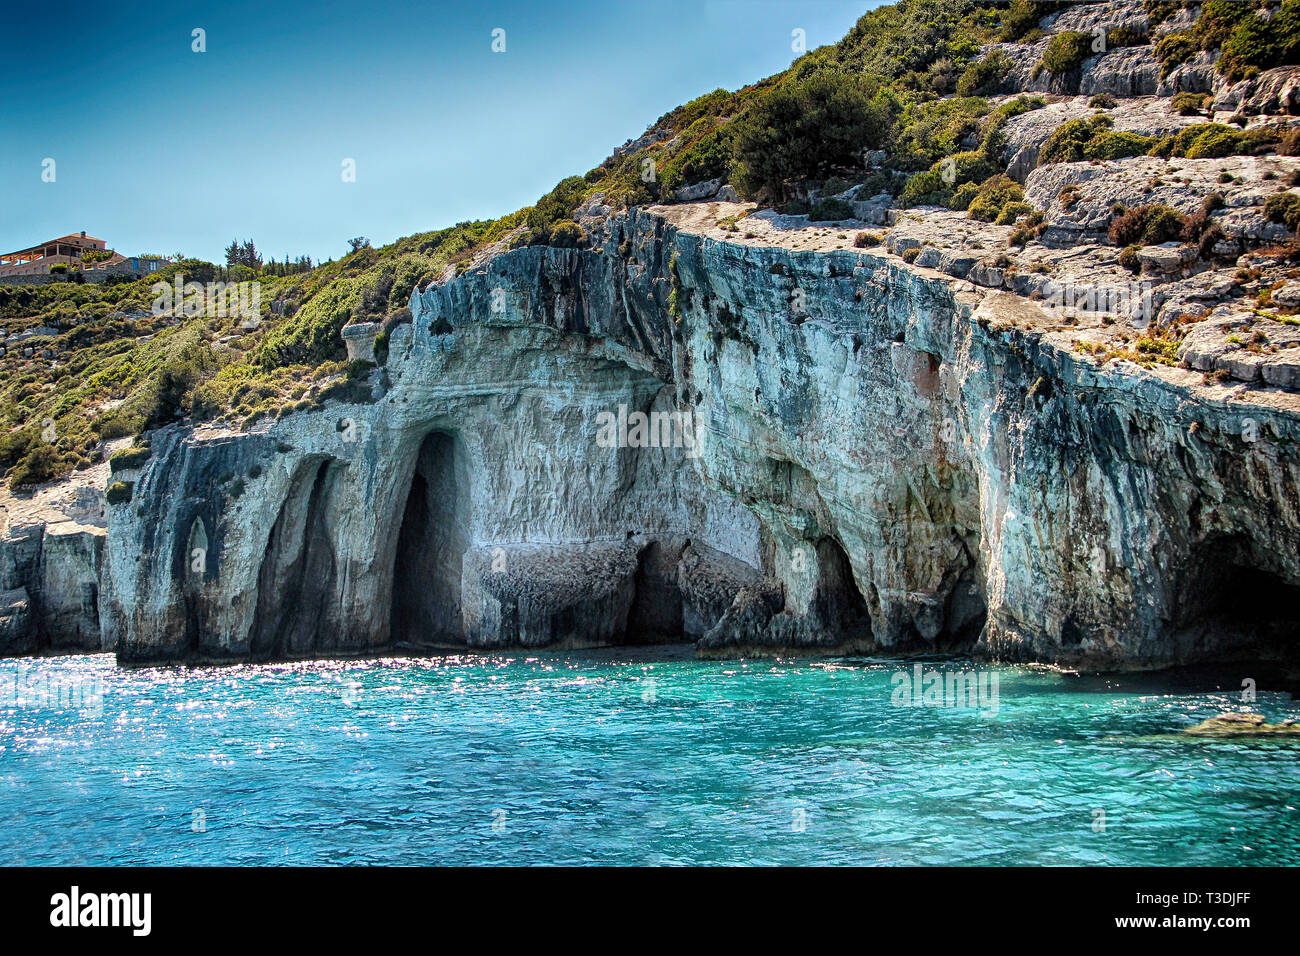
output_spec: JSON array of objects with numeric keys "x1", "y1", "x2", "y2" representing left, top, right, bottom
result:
[{"x1": 19, "y1": 205, "x2": 1280, "y2": 670}]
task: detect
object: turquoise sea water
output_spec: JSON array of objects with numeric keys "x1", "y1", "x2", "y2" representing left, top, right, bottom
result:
[{"x1": 1, "y1": 650, "x2": 1297, "y2": 866}]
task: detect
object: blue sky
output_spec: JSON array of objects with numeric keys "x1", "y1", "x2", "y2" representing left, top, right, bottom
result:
[{"x1": 0, "y1": 0, "x2": 877, "y2": 265}]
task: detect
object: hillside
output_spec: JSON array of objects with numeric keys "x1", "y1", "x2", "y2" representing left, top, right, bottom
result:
[{"x1": 2, "y1": 0, "x2": 1298, "y2": 493}]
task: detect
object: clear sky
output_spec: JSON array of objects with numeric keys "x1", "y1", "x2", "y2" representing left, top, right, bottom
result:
[{"x1": 0, "y1": 0, "x2": 878, "y2": 265}]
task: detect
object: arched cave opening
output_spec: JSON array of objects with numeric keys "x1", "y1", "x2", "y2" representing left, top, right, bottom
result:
[
  {"x1": 812, "y1": 537, "x2": 872, "y2": 644},
  {"x1": 1173, "y1": 537, "x2": 1300, "y2": 666},
  {"x1": 250, "y1": 458, "x2": 344, "y2": 660},
  {"x1": 389, "y1": 431, "x2": 471, "y2": 647},
  {"x1": 625, "y1": 540, "x2": 687, "y2": 645}
]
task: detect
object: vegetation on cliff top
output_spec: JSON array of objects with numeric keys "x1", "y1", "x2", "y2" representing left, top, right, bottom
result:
[{"x1": 2, "y1": 0, "x2": 1292, "y2": 490}]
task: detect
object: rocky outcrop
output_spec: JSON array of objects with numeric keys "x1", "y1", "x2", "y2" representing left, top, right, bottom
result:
[
  {"x1": 5, "y1": 2, "x2": 1300, "y2": 672},
  {"x1": 27, "y1": 197, "x2": 1277, "y2": 672},
  {"x1": 1183, "y1": 713, "x2": 1300, "y2": 737},
  {"x1": 0, "y1": 519, "x2": 105, "y2": 655}
]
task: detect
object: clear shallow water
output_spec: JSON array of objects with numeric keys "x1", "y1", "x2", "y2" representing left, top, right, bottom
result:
[{"x1": 0, "y1": 651, "x2": 1297, "y2": 866}]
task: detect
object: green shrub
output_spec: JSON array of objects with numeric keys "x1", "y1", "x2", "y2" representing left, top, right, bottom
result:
[
  {"x1": 105, "y1": 481, "x2": 133, "y2": 505},
  {"x1": 1108, "y1": 204, "x2": 1188, "y2": 247},
  {"x1": 1149, "y1": 123, "x2": 1278, "y2": 160},
  {"x1": 1039, "y1": 31, "x2": 1094, "y2": 75},
  {"x1": 949, "y1": 180, "x2": 980, "y2": 211},
  {"x1": 901, "y1": 148, "x2": 998, "y2": 208},
  {"x1": 1039, "y1": 115, "x2": 1157, "y2": 165},
  {"x1": 1088, "y1": 129, "x2": 1159, "y2": 160},
  {"x1": 1039, "y1": 116, "x2": 1106, "y2": 164},
  {"x1": 995, "y1": 201, "x2": 1034, "y2": 225},
  {"x1": 1183, "y1": 126, "x2": 1241, "y2": 159},
  {"x1": 892, "y1": 96, "x2": 990, "y2": 170},
  {"x1": 1265, "y1": 193, "x2": 1300, "y2": 231},
  {"x1": 109, "y1": 444, "x2": 151, "y2": 472},
  {"x1": 968, "y1": 175, "x2": 1025, "y2": 222},
  {"x1": 258, "y1": 277, "x2": 356, "y2": 369},
  {"x1": 91, "y1": 407, "x2": 139, "y2": 440},
  {"x1": 1118, "y1": 244, "x2": 1142, "y2": 273},
  {"x1": 1155, "y1": 0, "x2": 1300, "y2": 82},
  {"x1": 732, "y1": 74, "x2": 891, "y2": 203},
  {"x1": 1106, "y1": 27, "x2": 1149, "y2": 48},
  {"x1": 854, "y1": 232, "x2": 881, "y2": 247},
  {"x1": 1155, "y1": 30, "x2": 1199, "y2": 77},
  {"x1": 808, "y1": 198, "x2": 855, "y2": 222},
  {"x1": 1172, "y1": 91, "x2": 1211, "y2": 116},
  {"x1": 1217, "y1": 0, "x2": 1300, "y2": 82},
  {"x1": 524, "y1": 176, "x2": 591, "y2": 244},
  {"x1": 956, "y1": 51, "x2": 1012, "y2": 97},
  {"x1": 660, "y1": 125, "x2": 735, "y2": 193},
  {"x1": 1088, "y1": 93, "x2": 1117, "y2": 109},
  {"x1": 345, "y1": 359, "x2": 374, "y2": 380},
  {"x1": 999, "y1": 0, "x2": 1052, "y2": 42},
  {"x1": 9, "y1": 444, "x2": 60, "y2": 488},
  {"x1": 547, "y1": 221, "x2": 587, "y2": 248},
  {"x1": 900, "y1": 169, "x2": 950, "y2": 207},
  {"x1": 901, "y1": 247, "x2": 921, "y2": 263}
]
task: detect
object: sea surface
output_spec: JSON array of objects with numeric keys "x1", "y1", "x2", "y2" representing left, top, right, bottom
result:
[{"x1": 1, "y1": 649, "x2": 1297, "y2": 866}]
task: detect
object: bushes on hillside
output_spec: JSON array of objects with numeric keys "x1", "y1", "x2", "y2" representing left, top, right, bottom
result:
[
  {"x1": 732, "y1": 74, "x2": 891, "y2": 203},
  {"x1": 1040, "y1": 116, "x2": 1154, "y2": 164},
  {"x1": 143, "y1": 341, "x2": 217, "y2": 428},
  {"x1": 1220, "y1": 0, "x2": 1300, "y2": 81},
  {"x1": 1265, "y1": 192, "x2": 1300, "y2": 231},
  {"x1": 1037, "y1": 31, "x2": 1094, "y2": 75},
  {"x1": 968, "y1": 175, "x2": 1025, "y2": 222},
  {"x1": 1149, "y1": 123, "x2": 1278, "y2": 160},
  {"x1": 1172, "y1": 91, "x2": 1212, "y2": 116},
  {"x1": 1108, "y1": 204, "x2": 1188, "y2": 247},
  {"x1": 524, "y1": 176, "x2": 591, "y2": 245},
  {"x1": 659, "y1": 125, "x2": 735, "y2": 193},
  {"x1": 257, "y1": 277, "x2": 356, "y2": 369},
  {"x1": 957, "y1": 50, "x2": 1012, "y2": 97},
  {"x1": 1157, "y1": 0, "x2": 1300, "y2": 81},
  {"x1": 999, "y1": 0, "x2": 1052, "y2": 42},
  {"x1": 1038, "y1": 117, "x2": 1279, "y2": 167},
  {"x1": 898, "y1": 97, "x2": 1043, "y2": 208},
  {"x1": 9, "y1": 444, "x2": 60, "y2": 488}
]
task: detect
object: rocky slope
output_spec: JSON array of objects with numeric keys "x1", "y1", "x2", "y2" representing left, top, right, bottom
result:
[{"x1": 4, "y1": 1, "x2": 1300, "y2": 671}]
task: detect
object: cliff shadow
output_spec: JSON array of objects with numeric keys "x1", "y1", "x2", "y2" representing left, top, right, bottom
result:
[
  {"x1": 249, "y1": 457, "x2": 345, "y2": 660},
  {"x1": 812, "y1": 536, "x2": 873, "y2": 645},
  {"x1": 1172, "y1": 535, "x2": 1300, "y2": 667},
  {"x1": 389, "y1": 430, "x2": 471, "y2": 647}
]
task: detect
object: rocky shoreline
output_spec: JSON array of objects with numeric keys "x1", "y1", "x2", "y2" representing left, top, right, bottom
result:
[{"x1": 4, "y1": 0, "x2": 1300, "y2": 672}]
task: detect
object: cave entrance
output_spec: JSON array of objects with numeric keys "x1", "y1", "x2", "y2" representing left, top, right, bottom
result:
[
  {"x1": 250, "y1": 458, "x2": 344, "y2": 660},
  {"x1": 813, "y1": 537, "x2": 872, "y2": 644},
  {"x1": 1174, "y1": 538, "x2": 1300, "y2": 665},
  {"x1": 390, "y1": 431, "x2": 471, "y2": 647}
]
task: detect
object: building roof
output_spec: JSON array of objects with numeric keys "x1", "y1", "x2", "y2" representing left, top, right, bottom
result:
[{"x1": 0, "y1": 233, "x2": 108, "y2": 262}]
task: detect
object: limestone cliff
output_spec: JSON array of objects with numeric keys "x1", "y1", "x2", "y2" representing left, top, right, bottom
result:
[
  {"x1": 6, "y1": 0, "x2": 1300, "y2": 670},
  {"x1": 2, "y1": 197, "x2": 1292, "y2": 671}
]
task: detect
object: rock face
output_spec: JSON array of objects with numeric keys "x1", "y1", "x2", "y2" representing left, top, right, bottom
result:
[
  {"x1": 6, "y1": 1, "x2": 1300, "y2": 671},
  {"x1": 43, "y1": 199, "x2": 1290, "y2": 672},
  {"x1": 0, "y1": 521, "x2": 105, "y2": 656}
]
